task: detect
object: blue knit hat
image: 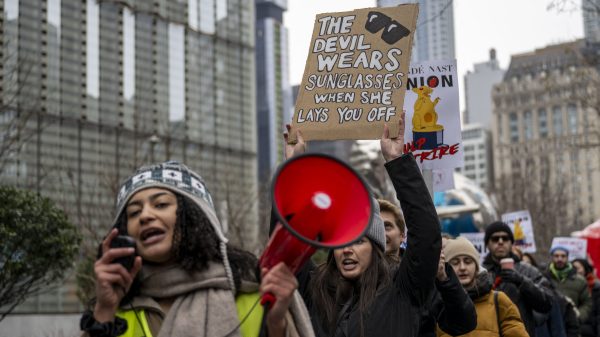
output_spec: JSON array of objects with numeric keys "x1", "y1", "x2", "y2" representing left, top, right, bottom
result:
[
  {"x1": 550, "y1": 246, "x2": 569, "y2": 256},
  {"x1": 114, "y1": 161, "x2": 236, "y2": 292}
]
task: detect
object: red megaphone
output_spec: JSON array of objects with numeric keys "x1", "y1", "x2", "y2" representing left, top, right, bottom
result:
[{"x1": 259, "y1": 154, "x2": 374, "y2": 306}]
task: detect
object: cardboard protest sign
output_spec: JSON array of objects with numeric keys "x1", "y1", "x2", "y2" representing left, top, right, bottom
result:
[
  {"x1": 501, "y1": 210, "x2": 537, "y2": 253},
  {"x1": 403, "y1": 59, "x2": 463, "y2": 170},
  {"x1": 551, "y1": 237, "x2": 588, "y2": 260},
  {"x1": 290, "y1": 5, "x2": 419, "y2": 141},
  {"x1": 459, "y1": 232, "x2": 488, "y2": 263}
]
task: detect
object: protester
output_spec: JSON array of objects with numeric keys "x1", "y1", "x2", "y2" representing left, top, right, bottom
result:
[
  {"x1": 482, "y1": 221, "x2": 553, "y2": 337},
  {"x1": 294, "y1": 114, "x2": 442, "y2": 337},
  {"x1": 438, "y1": 237, "x2": 528, "y2": 337},
  {"x1": 378, "y1": 198, "x2": 406, "y2": 263},
  {"x1": 543, "y1": 247, "x2": 592, "y2": 323},
  {"x1": 521, "y1": 253, "x2": 539, "y2": 268},
  {"x1": 418, "y1": 237, "x2": 477, "y2": 337},
  {"x1": 535, "y1": 281, "x2": 580, "y2": 337},
  {"x1": 81, "y1": 161, "x2": 314, "y2": 337},
  {"x1": 571, "y1": 258, "x2": 600, "y2": 337}
]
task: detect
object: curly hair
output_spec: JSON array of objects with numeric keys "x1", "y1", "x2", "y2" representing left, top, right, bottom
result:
[
  {"x1": 108, "y1": 191, "x2": 258, "y2": 304},
  {"x1": 309, "y1": 240, "x2": 390, "y2": 337}
]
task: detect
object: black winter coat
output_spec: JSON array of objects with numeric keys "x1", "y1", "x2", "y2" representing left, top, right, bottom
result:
[
  {"x1": 417, "y1": 263, "x2": 477, "y2": 337},
  {"x1": 300, "y1": 154, "x2": 442, "y2": 337},
  {"x1": 580, "y1": 280, "x2": 600, "y2": 337},
  {"x1": 483, "y1": 253, "x2": 553, "y2": 337}
]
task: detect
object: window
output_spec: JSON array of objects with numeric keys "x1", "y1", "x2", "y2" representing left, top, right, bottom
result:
[
  {"x1": 524, "y1": 111, "x2": 533, "y2": 139},
  {"x1": 538, "y1": 108, "x2": 548, "y2": 138},
  {"x1": 509, "y1": 112, "x2": 519, "y2": 142},
  {"x1": 168, "y1": 23, "x2": 185, "y2": 122},
  {"x1": 567, "y1": 104, "x2": 577, "y2": 134},
  {"x1": 553, "y1": 106, "x2": 563, "y2": 135},
  {"x1": 497, "y1": 114, "x2": 503, "y2": 142},
  {"x1": 86, "y1": 0, "x2": 99, "y2": 98}
]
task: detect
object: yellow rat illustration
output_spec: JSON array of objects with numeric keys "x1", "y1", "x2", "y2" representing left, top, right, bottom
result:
[{"x1": 412, "y1": 86, "x2": 443, "y2": 132}]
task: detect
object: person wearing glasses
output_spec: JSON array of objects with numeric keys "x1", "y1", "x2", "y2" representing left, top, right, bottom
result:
[{"x1": 482, "y1": 221, "x2": 553, "y2": 337}]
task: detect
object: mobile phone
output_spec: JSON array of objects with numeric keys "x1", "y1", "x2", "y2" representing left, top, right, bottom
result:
[{"x1": 109, "y1": 235, "x2": 137, "y2": 271}]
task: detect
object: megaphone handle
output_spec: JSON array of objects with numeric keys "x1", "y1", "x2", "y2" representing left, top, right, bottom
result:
[{"x1": 261, "y1": 292, "x2": 276, "y2": 309}]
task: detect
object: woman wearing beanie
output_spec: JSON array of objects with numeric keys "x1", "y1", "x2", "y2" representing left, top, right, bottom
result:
[
  {"x1": 288, "y1": 114, "x2": 442, "y2": 337},
  {"x1": 80, "y1": 161, "x2": 314, "y2": 337},
  {"x1": 438, "y1": 237, "x2": 529, "y2": 337}
]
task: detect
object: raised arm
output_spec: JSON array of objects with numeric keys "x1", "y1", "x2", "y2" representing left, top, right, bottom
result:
[{"x1": 380, "y1": 113, "x2": 441, "y2": 303}]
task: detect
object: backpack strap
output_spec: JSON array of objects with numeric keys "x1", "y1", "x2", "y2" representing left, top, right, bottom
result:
[{"x1": 494, "y1": 291, "x2": 504, "y2": 337}]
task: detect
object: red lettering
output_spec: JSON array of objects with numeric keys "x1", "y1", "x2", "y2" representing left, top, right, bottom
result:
[
  {"x1": 449, "y1": 143, "x2": 459, "y2": 155},
  {"x1": 411, "y1": 143, "x2": 460, "y2": 162}
]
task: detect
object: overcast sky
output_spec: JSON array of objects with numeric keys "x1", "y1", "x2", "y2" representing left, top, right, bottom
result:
[{"x1": 284, "y1": 0, "x2": 585, "y2": 111}]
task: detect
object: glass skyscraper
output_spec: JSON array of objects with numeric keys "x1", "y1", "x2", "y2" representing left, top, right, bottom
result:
[
  {"x1": 1, "y1": 0, "x2": 258, "y2": 314},
  {"x1": 377, "y1": 0, "x2": 455, "y2": 63}
]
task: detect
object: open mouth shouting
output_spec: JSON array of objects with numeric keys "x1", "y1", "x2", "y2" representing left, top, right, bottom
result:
[{"x1": 140, "y1": 227, "x2": 167, "y2": 245}]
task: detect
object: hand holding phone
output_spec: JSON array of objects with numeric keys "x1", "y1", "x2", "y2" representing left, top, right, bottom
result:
[{"x1": 109, "y1": 235, "x2": 137, "y2": 271}]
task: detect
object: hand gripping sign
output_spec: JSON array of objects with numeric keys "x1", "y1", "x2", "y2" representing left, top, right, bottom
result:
[{"x1": 289, "y1": 5, "x2": 419, "y2": 142}]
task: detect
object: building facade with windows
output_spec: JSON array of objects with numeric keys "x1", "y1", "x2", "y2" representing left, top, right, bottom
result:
[
  {"x1": 492, "y1": 39, "x2": 600, "y2": 235},
  {"x1": 0, "y1": 0, "x2": 258, "y2": 320},
  {"x1": 456, "y1": 124, "x2": 493, "y2": 190},
  {"x1": 377, "y1": 0, "x2": 455, "y2": 62},
  {"x1": 583, "y1": 0, "x2": 600, "y2": 42},
  {"x1": 464, "y1": 49, "x2": 505, "y2": 129},
  {"x1": 255, "y1": 0, "x2": 291, "y2": 182}
]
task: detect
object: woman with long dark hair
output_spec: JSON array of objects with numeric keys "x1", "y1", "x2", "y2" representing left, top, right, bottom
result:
[
  {"x1": 80, "y1": 161, "x2": 314, "y2": 337},
  {"x1": 292, "y1": 114, "x2": 443, "y2": 337}
]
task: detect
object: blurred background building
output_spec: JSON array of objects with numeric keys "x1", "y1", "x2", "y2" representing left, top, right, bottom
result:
[
  {"x1": 256, "y1": 0, "x2": 292, "y2": 183},
  {"x1": 583, "y1": 0, "x2": 600, "y2": 42},
  {"x1": 455, "y1": 124, "x2": 494, "y2": 190},
  {"x1": 377, "y1": 0, "x2": 455, "y2": 63},
  {"x1": 492, "y1": 39, "x2": 600, "y2": 249},
  {"x1": 0, "y1": 0, "x2": 258, "y2": 330}
]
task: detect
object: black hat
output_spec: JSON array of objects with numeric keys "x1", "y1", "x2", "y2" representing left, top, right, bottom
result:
[{"x1": 484, "y1": 221, "x2": 514, "y2": 245}]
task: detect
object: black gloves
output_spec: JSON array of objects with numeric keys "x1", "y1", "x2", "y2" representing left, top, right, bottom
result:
[{"x1": 500, "y1": 269, "x2": 524, "y2": 285}]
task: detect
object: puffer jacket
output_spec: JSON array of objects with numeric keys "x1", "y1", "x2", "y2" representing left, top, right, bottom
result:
[
  {"x1": 483, "y1": 253, "x2": 553, "y2": 337},
  {"x1": 303, "y1": 153, "x2": 442, "y2": 337},
  {"x1": 544, "y1": 266, "x2": 592, "y2": 322},
  {"x1": 437, "y1": 271, "x2": 529, "y2": 337}
]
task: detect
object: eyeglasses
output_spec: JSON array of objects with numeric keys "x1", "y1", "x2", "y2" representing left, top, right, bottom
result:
[
  {"x1": 490, "y1": 235, "x2": 510, "y2": 243},
  {"x1": 365, "y1": 11, "x2": 411, "y2": 45}
]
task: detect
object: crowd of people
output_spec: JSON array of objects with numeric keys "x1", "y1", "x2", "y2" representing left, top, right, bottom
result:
[{"x1": 80, "y1": 113, "x2": 600, "y2": 337}]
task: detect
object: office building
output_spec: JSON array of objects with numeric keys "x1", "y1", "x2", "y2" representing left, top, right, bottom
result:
[
  {"x1": 492, "y1": 39, "x2": 600, "y2": 235},
  {"x1": 0, "y1": 0, "x2": 257, "y2": 320},
  {"x1": 377, "y1": 0, "x2": 455, "y2": 62},
  {"x1": 463, "y1": 49, "x2": 505, "y2": 128},
  {"x1": 455, "y1": 124, "x2": 493, "y2": 189}
]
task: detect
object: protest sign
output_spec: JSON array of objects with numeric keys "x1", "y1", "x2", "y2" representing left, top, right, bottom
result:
[
  {"x1": 501, "y1": 210, "x2": 536, "y2": 253},
  {"x1": 433, "y1": 168, "x2": 455, "y2": 192},
  {"x1": 290, "y1": 5, "x2": 419, "y2": 141},
  {"x1": 460, "y1": 232, "x2": 488, "y2": 263},
  {"x1": 402, "y1": 59, "x2": 462, "y2": 170},
  {"x1": 550, "y1": 237, "x2": 588, "y2": 260}
]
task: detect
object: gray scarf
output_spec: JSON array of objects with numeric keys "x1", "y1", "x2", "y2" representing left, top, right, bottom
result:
[
  {"x1": 137, "y1": 262, "x2": 315, "y2": 337},
  {"x1": 139, "y1": 262, "x2": 243, "y2": 337}
]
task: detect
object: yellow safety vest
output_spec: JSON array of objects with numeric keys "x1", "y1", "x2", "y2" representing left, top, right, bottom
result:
[{"x1": 116, "y1": 292, "x2": 264, "y2": 337}]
